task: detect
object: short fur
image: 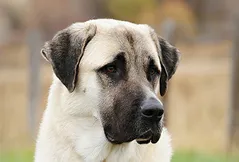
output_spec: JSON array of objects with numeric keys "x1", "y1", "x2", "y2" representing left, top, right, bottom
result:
[{"x1": 35, "y1": 19, "x2": 180, "y2": 162}]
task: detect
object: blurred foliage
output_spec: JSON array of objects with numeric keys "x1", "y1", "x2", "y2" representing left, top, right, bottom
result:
[
  {"x1": 156, "y1": 1, "x2": 196, "y2": 40},
  {"x1": 106, "y1": 0, "x2": 196, "y2": 41},
  {"x1": 1, "y1": 149, "x2": 239, "y2": 162},
  {"x1": 172, "y1": 150, "x2": 239, "y2": 162},
  {"x1": 107, "y1": 0, "x2": 157, "y2": 23},
  {"x1": 0, "y1": 150, "x2": 33, "y2": 162}
]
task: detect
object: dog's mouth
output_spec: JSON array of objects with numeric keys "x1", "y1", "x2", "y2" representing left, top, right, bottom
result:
[
  {"x1": 105, "y1": 129, "x2": 161, "y2": 145},
  {"x1": 136, "y1": 130, "x2": 161, "y2": 144},
  {"x1": 105, "y1": 132, "x2": 135, "y2": 144}
]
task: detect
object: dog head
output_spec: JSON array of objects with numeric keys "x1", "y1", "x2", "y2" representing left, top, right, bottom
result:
[{"x1": 42, "y1": 19, "x2": 180, "y2": 145}]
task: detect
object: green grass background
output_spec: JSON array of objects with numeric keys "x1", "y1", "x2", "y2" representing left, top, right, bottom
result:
[{"x1": 0, "y1": 150, "x2": 238, "y2": 162}]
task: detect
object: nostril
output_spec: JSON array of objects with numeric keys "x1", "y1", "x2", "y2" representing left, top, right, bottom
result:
[
  {"x1": 142, "y1": 109, "x2": 155, "y2": 118},
  {"x1": 141, "y1": 107, "x2": 164, "y2": 119},
  {"x1": 158, "y1": 108, "x2": 164, "y2": 117},
  {"x1": 141, "y1": 98, "x2": 164, "y2": 119}
]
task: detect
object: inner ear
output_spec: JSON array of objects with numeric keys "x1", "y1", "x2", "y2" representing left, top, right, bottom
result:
[
  {"x1": 41, "y1": 42, "x2": 51, "y2": 62},
  {"x1": 41, "y1": 49, "x2": 47, "y2": 59}
]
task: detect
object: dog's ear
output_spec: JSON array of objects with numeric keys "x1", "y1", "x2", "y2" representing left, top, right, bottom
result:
[
  {"x1": 158, "y1": 37, "x2": 180, "y2": 96},
  {"x1": 41, "y1": 23, "x2": 97, "y2": 92}
]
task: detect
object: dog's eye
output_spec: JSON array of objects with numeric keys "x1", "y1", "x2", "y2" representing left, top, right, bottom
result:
[
  {"x1": 149, "y1": 68, "x2": 157, "y2": 76},
  {"x1": 147, "y1": 64, "x2": 160, "y2": 82},
  {"x1": 101, "y1": 64, "x2": 117, "y2": 74},
  {"x1": 106, "y1": 65, "x2": 117, "y2": 73},
  {"x1": 98, "y1": 54, "x2": 126, "y2": 82}
]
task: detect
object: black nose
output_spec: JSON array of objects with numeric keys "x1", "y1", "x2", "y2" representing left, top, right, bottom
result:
[{"x1": 141, "y1": 98, "x2": 164, "y2": 120}]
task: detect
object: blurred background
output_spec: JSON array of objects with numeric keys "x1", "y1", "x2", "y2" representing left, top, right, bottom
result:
[{"x1": 0, "y1": 0, "x2": 239, "y2": 161}]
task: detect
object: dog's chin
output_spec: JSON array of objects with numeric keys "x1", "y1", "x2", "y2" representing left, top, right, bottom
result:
[{"x1": 105, "y1": 129, "x2": 162, "y2": 145}]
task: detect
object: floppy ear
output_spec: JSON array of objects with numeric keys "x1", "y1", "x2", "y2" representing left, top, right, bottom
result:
[
  {"x1": 158, "y1": 37, "x2": 180, "y2": 96},
  {"x1": 41, "y1": 23, "x2": 96, "y2": 92}
]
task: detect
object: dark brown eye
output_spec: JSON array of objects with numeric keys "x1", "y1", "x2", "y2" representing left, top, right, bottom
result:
[
  {"x1": 105, "y1": 65, "x2": 117, "y2": 73},
  {"x1": 97, "y1": 53, "x2": 126, "y2": 82},
  {"x1": 149, "y1": 68, "x2": 157, "y2": 76},
  {"x1": 147, "y1": 65, "x2": 160, "y2": 82}
]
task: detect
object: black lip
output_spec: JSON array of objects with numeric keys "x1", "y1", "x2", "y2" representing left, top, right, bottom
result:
[
  {"x1": 105, "y1": 132, "x2": 123, "y2": 144},
  {"x1": 151, "y1": 133, "x2": 160, "y2": 144},
  {"x1": 138, "y1": 130, "x2": 152, "y2": 139},
  {"x1": 136, "y1": 129, "x2": 161, "y2": 144},
  {"x1": 105, "y1": 132, "x2": 135, "y2": 144},
  {"x1": 136, "y1": 130, "x2": 153, "y2": 145},
  {"x1": 136, "y1": 134, "x2": 160, "y2": 144},
  {"x1": 136, "y1": 139, "x2": 151, "y2": 144},
  {"x1": 108, "y1": 139, "x2": 123, "y2": 144},
  {"x1": 105, "y1": 127, "x2": 162, "y2": 145}
]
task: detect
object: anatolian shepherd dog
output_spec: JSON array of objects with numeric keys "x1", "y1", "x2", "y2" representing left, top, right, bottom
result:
[{"x1": 35, "y1": 19, "x2": 180, "y2": 162}]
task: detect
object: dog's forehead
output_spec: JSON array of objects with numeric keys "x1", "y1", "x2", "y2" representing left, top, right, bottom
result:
[
  {"x1": 86, "y1": 19, "x2": 149, "y2": 31},
  {"x1": 78, "y1": 19, "x2": 160, "y2": 70}
]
